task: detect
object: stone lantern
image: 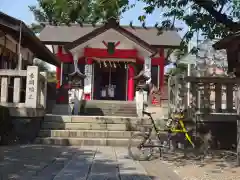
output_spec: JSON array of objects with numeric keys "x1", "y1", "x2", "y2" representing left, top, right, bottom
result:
[
  {"x1": 68, "y1": 71, "x2": 85, "y2": 89},
  {"x1": 133, "y1": 69, "x2": 150, "y2": 117},
  {"x1": 68, "y1": 58, "x2": 86, "y2": 115}
]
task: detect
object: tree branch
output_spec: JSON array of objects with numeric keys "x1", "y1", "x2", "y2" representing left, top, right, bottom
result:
[{"x1": 192, "y1": 0, "x2": 240, "y2": 31}]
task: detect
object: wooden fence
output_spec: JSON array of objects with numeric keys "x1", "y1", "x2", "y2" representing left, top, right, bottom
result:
[
  {"x1": 0, "y1": 66, "x2": 47, "y2": 116},
  {"x1": 168, "y1": 75, "x2": 240, "y2": 165},
  {"x1": 168, "y1": 75, "x2": 240, "y2": 121}
]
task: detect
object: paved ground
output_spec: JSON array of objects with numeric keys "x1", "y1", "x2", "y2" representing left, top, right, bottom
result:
[
  {"x1": 1, "y1": 145, "x2": 240, "y2": 180},
  {"x1": 158, "y1": 151, "x2": 240, "y2": 180},
  {"x1": 0, "y1": 145, "x2": 177, "y2": 180}
]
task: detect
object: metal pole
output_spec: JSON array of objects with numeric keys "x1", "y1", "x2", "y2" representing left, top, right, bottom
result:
[
  {"x1": 187, "y1": 7, "x2": 191, "y2": 107},
  {"x1": 18, "y1": 22, "x2": 22, "y2": 70}
]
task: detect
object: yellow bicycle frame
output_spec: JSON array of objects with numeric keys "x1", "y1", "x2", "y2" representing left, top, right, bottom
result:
[{"x1": 170, "y1": 113, "x2": 195, "y2": 148}]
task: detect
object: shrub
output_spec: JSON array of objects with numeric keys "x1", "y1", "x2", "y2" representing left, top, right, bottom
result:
[{"x1": 0, "y1": 106, "x2": 15, "y2": 145}]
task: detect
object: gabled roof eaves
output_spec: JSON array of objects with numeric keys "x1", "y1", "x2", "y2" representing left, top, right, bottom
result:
[{"x1": 39, "y1": 23, "x2": 182, "y2": 48}]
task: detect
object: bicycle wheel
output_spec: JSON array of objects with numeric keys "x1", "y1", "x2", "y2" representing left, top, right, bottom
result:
[{"x1": 128, "y1": 132, "x2": 154, "y2": 161}]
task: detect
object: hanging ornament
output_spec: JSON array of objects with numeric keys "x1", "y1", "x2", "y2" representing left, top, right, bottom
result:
[
  {"x1": 113, "y1": 62, "x2": 116, "y2": 68},
  {"x1": 98, "y1": 59, "x2": 101, "y2": 68},
  {"x1": 109, "y1": 60, "x2": 112, "y2": 68},
  {"x1": 118, "y1": 61, "x2": 121, "y2": 68},
  {"x1": 104, "y1": 61, "x2": 107, "y2": 67},
  {"x1": 124, "y1": 62, "x2": 127, "y2": 69}
]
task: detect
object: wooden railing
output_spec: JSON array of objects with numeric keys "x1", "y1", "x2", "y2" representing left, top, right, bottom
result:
[
  {"x1": 0, "y1": 66, "x2": 47, "y2": 113},
  {"x1": 168, "y1": 75, "x2": 240, "y2": 121}
]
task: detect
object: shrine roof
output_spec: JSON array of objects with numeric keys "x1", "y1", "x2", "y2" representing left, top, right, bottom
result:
[
  {"x1": 213, "y1": 31, "x2": 240, "y2": 50},
  {"x1": 0, "y1": 11, "x2": 60, "y2": 66},
  {"x1": 39, "y1": 21, "x2": 181, "y2": 48}
]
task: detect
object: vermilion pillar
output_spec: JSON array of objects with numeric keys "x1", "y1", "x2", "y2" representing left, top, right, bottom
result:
[
  {"x1": 56, "y1": 46, "x2": 63, "y2": 89},
  {"x1": 127, "y1": 64, "x2": 135, "y2": 101},
  {"x1": 159, "y1": 48, "x2": 165, "y2": 106},
  {"x1": 159, "y1": 48, "x2": 165, "y2": 92}
]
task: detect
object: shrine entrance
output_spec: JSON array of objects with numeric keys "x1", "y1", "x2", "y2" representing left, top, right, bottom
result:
[{"x1": 93, "y1": 62, "x2": 127, "y2": 100}]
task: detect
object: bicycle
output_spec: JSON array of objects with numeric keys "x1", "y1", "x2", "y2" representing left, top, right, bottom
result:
[{"x1": 128, "y1": 110, "x2": 210, "y2": 161}]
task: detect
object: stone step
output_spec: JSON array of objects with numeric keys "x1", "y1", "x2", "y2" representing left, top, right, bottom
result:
[
  {"x1": 38, "y1": 129, "x2": 168, "y2": 139},
  {"x1": 82, "y1": 109, "x2": 137, "y2": 117},
  {"x1": 34, "y1": 134, "x2": 169, "y2": 146},
  {"x1": 44, "y1": 115, "x2": 151, "y2": 124},
  {"x1": 82, "y1": 100, "x2": 137, "y2": 117},
  {"x1": 41, "y1": 122, "x2": 139, "y2": 131},
  {"x1": 34, "y1": 137, "x2": 141, "y2": 146},
  {"x1": 51, "y1": 103, "x2": 137, "y2": 116},
  {"x1": 38, "y1": 130, "x2": 135, "y2": 138}
]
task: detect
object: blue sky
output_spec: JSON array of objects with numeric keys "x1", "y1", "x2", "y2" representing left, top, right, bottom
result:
[{"x1": 0, "y1": 0, "x2": 186, "y2": 70}]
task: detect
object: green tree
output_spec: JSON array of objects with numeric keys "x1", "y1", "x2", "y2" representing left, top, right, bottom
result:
[
  {"x1": 34, "y1": 59, "x2": 49, "y2": 72},
  {"x1": 29, "y1": 0, "x2": 124, "y2": 33},
  {"x1": 30, "y1": 0, "x2": 240, "y2": 58}
]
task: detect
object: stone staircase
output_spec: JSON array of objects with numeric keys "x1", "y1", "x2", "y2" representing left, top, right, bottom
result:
[
  {"x1": 35, "y1": 115, "x2": 152, "y2": 146},
  {"x1": 81, "y1": 100, "x2": 137, "y2": 116},
  {"x1": 35, "y1": 100, "x2": 170, "y2": 146},
  {"x1": 51, "y1": 100, "x2": 137, "y2": 117}
]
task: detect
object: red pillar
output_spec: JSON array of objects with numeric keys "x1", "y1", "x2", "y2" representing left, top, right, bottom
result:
[
  {"x1": 159, "y1": 48, "x2": 165, "y2": 106},
  {"x1": 127, "y1": 64, "x2": 135, "y2": 101},
  {"x1": 56, "y1": 46, "x2": 63, "y2": 89},
  {"x1": 84, "y1": 58, "x2": 93, "y2": 100},
  {"x1": 159, "y1": 48, "x2": 165, "y2": 92}
]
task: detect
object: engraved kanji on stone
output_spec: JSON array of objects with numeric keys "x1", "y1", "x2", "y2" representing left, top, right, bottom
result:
[
  {"x1": 28, "y1": 80, "x2": 34, "y2": 85},
  {"x1": 29, "y1": 73, "x2": 34, "y2": 79},
  {"x1": 29, "y1": 87, "x2": 34, "y2": 92},
  {"x1": 28, "y1": 94, "x2": 33, "y2": 99}
]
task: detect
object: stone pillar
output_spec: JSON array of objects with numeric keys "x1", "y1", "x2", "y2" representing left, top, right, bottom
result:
[
  {"x1": 127, "y1": 64, "x2": 134, "y2": 101},
  {"x1": 13, "y1": 77, "x2": 21, "y2": 103},
  {"x1": 40, "y1": 72, "x2": 48, "y2": 109},
  {"x1": 25, "y1": 66, "x2": 39, "y2": 108},
  {"x1": 1, "y1": 77, "x2": 8, "y2": 103},
  {"x1": 136, "y1": 90, "x2": 144, "y2": 117},
  {"x1": 73, "y1": 89, "x2": 84, "y2": 115},
  {"x1": 84, "y1": 58, "x2": 93, "y2": 100}
]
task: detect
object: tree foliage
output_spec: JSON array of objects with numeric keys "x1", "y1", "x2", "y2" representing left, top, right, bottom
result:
[
  {"x1": 29, "y1": 0, "x2": 126, "y2": 33},
  {"x1": 30, "y1": 0, "x2": 240, "y2": 56},
  {"x1": 166, "y1": 63, "x2": 188, "y2": 76}
]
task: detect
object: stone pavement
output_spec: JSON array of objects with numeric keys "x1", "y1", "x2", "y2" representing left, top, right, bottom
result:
[
  {"x1": 0, "y1": 145, "x2": 177, "y2": 180},
  {"x1": 157, "y1": 151, "x2": 240, "y2": 180},
  {"x1": 1, "y1": 145, "x2": 239, "y2": 180}
]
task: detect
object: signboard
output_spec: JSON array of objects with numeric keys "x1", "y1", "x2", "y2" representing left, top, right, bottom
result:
[
  {"x1": 144, "y1": 56, "x2": 151, "y2": 78},
  {"x1": 84, "y1": 64, "x2": 92, "y2": 93},
  {"x1": 25, "y1": 66, "x2": 39, "y2": 108}
]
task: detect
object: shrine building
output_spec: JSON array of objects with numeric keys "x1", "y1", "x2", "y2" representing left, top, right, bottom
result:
[{"x1": 39, "y1": 18, "x2": 181, "y2": 102}]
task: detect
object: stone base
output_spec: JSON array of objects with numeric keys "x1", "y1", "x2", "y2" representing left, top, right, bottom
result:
[{"x1": 11, "y1": 117, "x2": 42, "y2": 144}]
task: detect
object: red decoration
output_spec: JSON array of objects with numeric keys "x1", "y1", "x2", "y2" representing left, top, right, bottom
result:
[
  {"x1": 102, "y1": 41, "x2": 121, "y2": 48},
  {"x1": 84, "y1": 47, "x2": 138, "y2": 58}
]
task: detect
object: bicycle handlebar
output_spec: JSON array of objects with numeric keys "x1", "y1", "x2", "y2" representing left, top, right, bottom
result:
[{"x1": 142, "y1": 111, "x2": 156, "y2": 117}]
